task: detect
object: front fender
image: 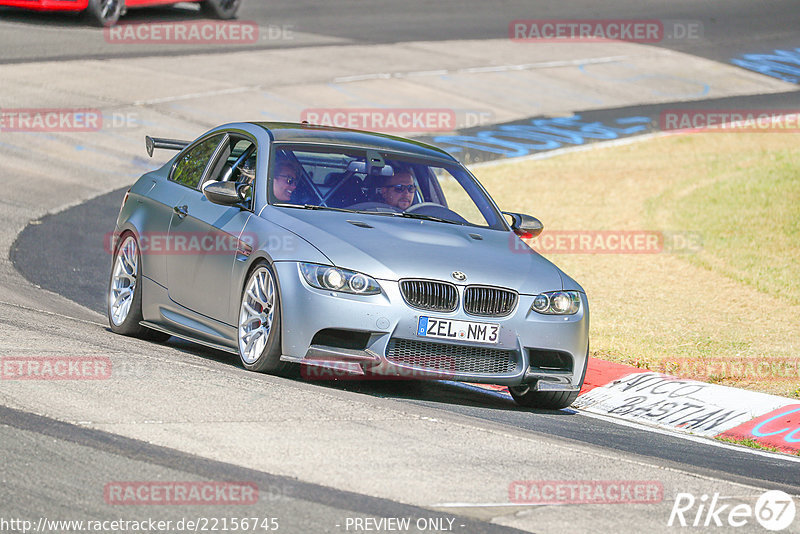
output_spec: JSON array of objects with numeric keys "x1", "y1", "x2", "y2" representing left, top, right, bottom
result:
[{"x1": 226, "y1": 216, "x2": 332, "y2": 325}]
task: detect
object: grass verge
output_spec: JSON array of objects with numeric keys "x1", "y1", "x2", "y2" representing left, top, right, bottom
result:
[
  {"x1": 715, "y1": 436, "x2": 799, "y2": 456},
  {"x1": 472, "y1": 132, "x2": 800, "y2": 398}
]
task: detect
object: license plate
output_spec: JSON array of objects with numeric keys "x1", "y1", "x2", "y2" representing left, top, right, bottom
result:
[{"x1": 417, "y1": 317, "x2": 500, "y2": 344}]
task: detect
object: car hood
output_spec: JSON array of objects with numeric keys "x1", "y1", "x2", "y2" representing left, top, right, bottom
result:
[{"x1": 265, "y1": 208, "x2": 567, "y2": 294}]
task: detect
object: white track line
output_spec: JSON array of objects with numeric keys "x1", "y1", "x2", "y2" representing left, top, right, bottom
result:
[
  {"x1": 332, "y1": 55, "x2": 629, "y2": 83},
  {"x1": 133, "y1": 86, "x2": 256, "y2": 106}
]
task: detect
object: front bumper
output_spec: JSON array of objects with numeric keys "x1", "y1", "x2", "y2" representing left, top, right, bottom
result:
[
  {"x1": 274, "y1": 262, "x2": 589, "y2": 389},
  {"x1": 0, "y1": 0, "x2": 88, "y2": 12}
]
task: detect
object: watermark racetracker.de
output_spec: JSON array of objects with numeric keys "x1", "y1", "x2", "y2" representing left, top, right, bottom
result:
[
  {"x1": 652, "y1": 358, "x2": 800, "y2": 384},
  {"x1": 301, "y1": 108, "x2": 457, "y2": 133},
  {"x1": 660, "y1": 109, "x2": 800, "y2": 133},
  {"x1": 509, "y1": 480, "x2": 664, "y2": 505},
  {"x1": 0, "y1": 109, "x2": 102, "y2": 132},
  {"x1": 509, "y1": 19, "x2": 703, "y2": 43},
  {"x1": 104, "y1": 481, "x2": 258, "y2": 506},
  {"x1": 105, "y1": 231, "x2": 297, "y2": 256},
  {"x1": 0, "y1": 516, "x2": 278, "y2": 533},
  {"x1": 301, "y1": 355, "x2": 459, "y2": 381},
  {"x1": 1, "y1": 357, "x2": 111, "y2": 380},
  {"x1": 0, "y1": 108, "x2": 144, "y2": 132},
  {"x1": 510, "y1": 230, "x2": 703, "y2": 254},
  {"x1": 104, "y1": 21, "x2": 265, "y2": 44}
]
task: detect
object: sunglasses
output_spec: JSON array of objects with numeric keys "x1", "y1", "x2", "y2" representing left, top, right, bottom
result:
[
  {"x1": 386, "y1": 184, "x2": 416, "y2": 193},
  {"x1": 275, "y1": 174, "x2": 298, "y2": 185}
]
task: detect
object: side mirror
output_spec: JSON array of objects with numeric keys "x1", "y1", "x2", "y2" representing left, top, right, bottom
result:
[
  {"x1": 203, "y1": 181, "x2": 246, "y2": 206},
  {"x1": 503, "y1": 212, "x2": 543, "y2": 239}
]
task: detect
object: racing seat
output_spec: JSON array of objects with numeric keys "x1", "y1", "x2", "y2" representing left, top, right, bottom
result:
[
  {"x1": 363, "y1": 174, "x2": 386, "y2": 203},
  {"x1": 324, "y1": 172, "x2": 367, "y2": 208}
]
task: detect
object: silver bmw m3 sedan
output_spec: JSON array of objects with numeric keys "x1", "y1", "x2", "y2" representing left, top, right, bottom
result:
[{"x1": 108, "y1": 122, "x2": 589, "y2": 408}]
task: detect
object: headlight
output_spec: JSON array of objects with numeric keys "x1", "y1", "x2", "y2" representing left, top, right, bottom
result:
[
  {"x1": 299, "y1": 263, "x2": 381, "y2": 295},
  {"x1": 530, "y1": 291, "x2": 581, "y2": 315}
]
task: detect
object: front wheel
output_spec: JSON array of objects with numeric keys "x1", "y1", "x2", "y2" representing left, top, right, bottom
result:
[
  {"x1": 84, "y1": 0, "x2": 124, "y2": 27},
  {"x1": 238, "y1": 263, "x2": 292, "y2": 375},
  {"x1": 510, "y1": 346, "x2": 589, "y2": 409},
  {"x1": 508, "y1": 385, "x2": 579, "y2": 409},
  {"x1": 200, "y1": 0, "x2": 241, "y2": 19},
  {"x1": 107, "y1": 233, "x2": 170, "y2": 341}
]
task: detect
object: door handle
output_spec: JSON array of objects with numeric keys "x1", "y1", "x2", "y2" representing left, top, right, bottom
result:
[{"x1": 173, "y1": 205, "x2": 188, "y2": 218}]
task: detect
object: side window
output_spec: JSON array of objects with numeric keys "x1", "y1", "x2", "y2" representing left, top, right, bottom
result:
[
  {"x1": 230, "y1": 141, "x2": 257, "y2": 208},
  {"x1": 228, "y1": 139, "x2": 257, "y2": 184},
  {"x1": 204, "y1": 137, "x2": 255, "y2": 184},
  {"x1": 203, "y1": 137, "x2": 258, "y2": 209},
  {"x1": 171, "y1": 134, "x2": 224, "y2": 189}
]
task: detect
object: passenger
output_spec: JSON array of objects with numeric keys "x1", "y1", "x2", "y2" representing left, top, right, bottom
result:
[
  {"x1": 272, "y1": 159, "x2": 300, "y2": 202},
  {"x1": 378, "y1": 170, "x2": 417, "y2": 210},
  {"x1": 238, "y1": 156, "x2": 301, "y2": 204}
]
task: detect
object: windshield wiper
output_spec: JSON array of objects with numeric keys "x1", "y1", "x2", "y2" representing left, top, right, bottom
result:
[
  {"x1": 396, "y1": 212, "x2": 463, "y2": 225},
  {"x1": 363, "y1": 210, "x2": 462, "y2": 225},
  {"x1": 274, "y1": 203, "x2": 358, "y2": 213}
]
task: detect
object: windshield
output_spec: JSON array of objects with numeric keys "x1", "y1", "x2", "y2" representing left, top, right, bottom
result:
[{"x1": 268, "y1": 144, "x2": 506, "y2": 230}]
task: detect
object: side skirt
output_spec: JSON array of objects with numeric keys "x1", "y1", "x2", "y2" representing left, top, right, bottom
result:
[{"x1": 140, "y1": 321, "x2": 238, "y2": 355}]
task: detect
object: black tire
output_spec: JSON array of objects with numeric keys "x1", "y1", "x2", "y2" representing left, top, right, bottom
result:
[
  {"x1": 237, "y1": 262, "x2": 293, "y2": 376},
  {"x1": 509, "y1": 345, "x2": 590, "y2": 409},
  {"x1": 200, "y1": 0, "x2": 241, "y2": 19},
  {"x1": 84, "y1": 0, "x2": 124, "y2": 27},
  {"x1": 107, "y1": 232, "x2": 171, "y2": 342},
  {"x1": 508, "y1": 386, "x2": 580, "y2": 410}
]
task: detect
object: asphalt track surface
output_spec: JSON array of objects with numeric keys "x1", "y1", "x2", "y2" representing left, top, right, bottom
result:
[
  {"x1": 0, "y1": 0, "x2": 799, "y2": 63},
  {"x1": 1, "y1": 405, "x2": 520, "y2": 534},
  {"x1": 4, "y1": 1, "x2": 800, "y2": 532},
  {"x1": 9, "y1": 186, "x2": 800, "y2": 498}
]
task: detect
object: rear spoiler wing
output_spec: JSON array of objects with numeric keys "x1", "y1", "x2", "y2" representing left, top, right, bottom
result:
[{"x1": 145, "y1": 136, "x2": 189, "y2": 157}]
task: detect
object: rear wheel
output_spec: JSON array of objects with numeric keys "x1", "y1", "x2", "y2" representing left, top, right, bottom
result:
[
  {"x1": 238, "y1": 263, "x2": 292, "y2": 375},
  {"x1": 108, "y1": 233, "x2": 170, "y2": 342},
  {"x1": 200, "y1": 0, "x2": 241, "y2": 19},
  {"x1": 84, "y1": 0, "x2": 124, "y2": 27}
]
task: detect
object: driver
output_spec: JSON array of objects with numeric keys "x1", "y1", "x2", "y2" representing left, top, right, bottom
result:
[{"x1": 378, "y1": 170, "x2": 417, "y2": 210}]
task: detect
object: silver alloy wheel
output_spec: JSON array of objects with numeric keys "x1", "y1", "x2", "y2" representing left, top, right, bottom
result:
[
  {"x1": 238, "y1": 267, "x2": 275, "y2": 364},
  {"x1": 109, "y1": 235, "x2": 138, "y2": 326},
  {"x1": 99, "y1": 0, "x2": 119, "y2": 20}
]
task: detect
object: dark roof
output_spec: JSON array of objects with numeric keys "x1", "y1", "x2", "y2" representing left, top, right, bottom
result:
[{"x1": 253, "y1": 122, "x2": 456, "y2": 162}]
